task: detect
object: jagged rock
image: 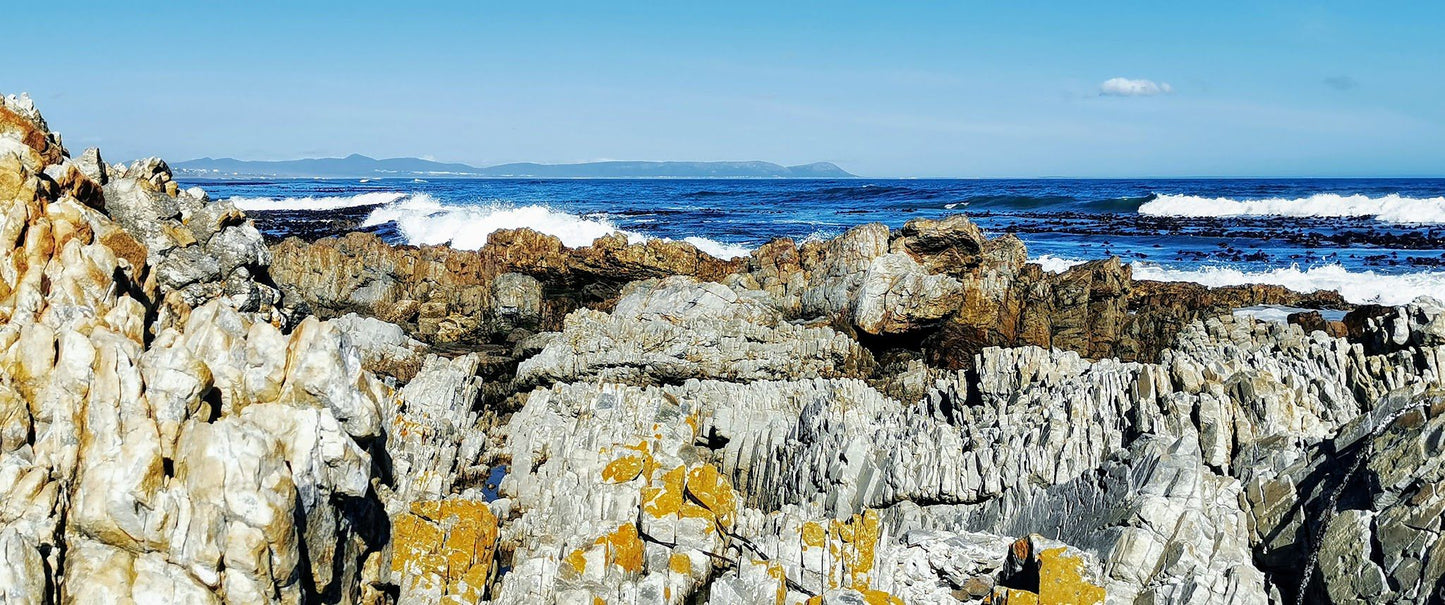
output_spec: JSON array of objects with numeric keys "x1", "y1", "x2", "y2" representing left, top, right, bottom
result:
[
  {"x1": 9, "y1": 91, "x2": 1445, "y2": 605},
  {"x1": 0, "y1": 92, "x2": 393, "y2": 604},
  {"x1": 268, "y1": 229, "x2": 743, "y2": 346},
  {"x1": 75, "y1": 147, "x2": 107, "y2": 184},
  {"x1": 495, "y1": 381, "x2": 743, "y2": 603},
  {"x1": 0, "y1": 94, "x2": 63, "y2": 167},
  {"x1": 389, "y1": 497, "x2": 499, "y2": 605},
  {"x1": 851, "y1": 252, "x2": 963, "y2": 335},
  {"x1": 515, "y1": 276, "x2": 874, "y2": 388},
  {"x1": 384, "y1": 354, "x2": 487, "y2": 506},
  {"x1": 1287, "y1": 310, "x2": 1346, "y2": 338},
  {"x1": 329, "y1": 313, "x2": 427, "y2": 381}
]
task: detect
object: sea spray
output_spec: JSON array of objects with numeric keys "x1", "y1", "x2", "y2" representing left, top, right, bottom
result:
[{"x1": 1139, "y1": 192, "x2": 1445, "y2": 224}]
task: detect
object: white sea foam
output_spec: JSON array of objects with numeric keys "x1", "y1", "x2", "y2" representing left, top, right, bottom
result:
[
  {"x1": 683, "y1": 237, "x2": 753, "y2": 259},
  {"x1": 360, "y1": 196, "x2": 641, "y2": 249},
  {"x1": 1033, "y1": 254, "x2": 1087, "y2": 273},
  {"x1": 228, "y1": 191, "x2": 407, "y2": 212},
  {"x1": 358, "y1": 196, "x2": 753, "y2": 258},
  {"x1": 1130, "y1": 263, "x2": 1445, "y2": 307},
  {"x1": 1030, "y1": 255, "x2": 1444, "y2": 306},
  {"x1": 1138, "y1": 193, "x2": 1445, "y2": 224}
]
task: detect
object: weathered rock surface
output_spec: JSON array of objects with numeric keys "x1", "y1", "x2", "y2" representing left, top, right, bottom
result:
[
  {"x1": 269, "y1": 230, "x2": 743, "y2": 346},
  {"x1": 515, "y1": 276, "x2": 874, "y2": 388},
  {"x1": 491, "y1": 259, "x2": 1441, "y2": 603},
  {"x1": 7, "y1": 92, "x2": 1444, "y2": 605},
  {"x1": 732, "y1": 219, "x2": 1350, "y2": 371},
  {"x1": 0, "y1": 92, "x2": 435, "y2": 604}
]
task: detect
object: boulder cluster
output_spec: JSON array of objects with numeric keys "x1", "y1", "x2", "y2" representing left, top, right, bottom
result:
[{"x1": 2, "y1": 92, "x2": 1443, "y2": 605}]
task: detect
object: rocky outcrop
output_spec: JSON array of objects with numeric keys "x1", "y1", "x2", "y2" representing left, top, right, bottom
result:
[
  {"x1": 269, "y1": 230, "x2": 743, "y2": 347},
  {"x1": 733, "y1": 219, "x2": 1350, "y2": 371},
  {"x1": 8, "y1": 91, "x2": 1444, "y2": 605},
  {"x1": 490, "y1": 262, "x2": 1442, "y2": 603},
  {"x1": 0, "y1": 91, "x2": 467, "y2": 604},
  {"x1": 514, "y1": 276, "x2": 874, "y2": 389}
]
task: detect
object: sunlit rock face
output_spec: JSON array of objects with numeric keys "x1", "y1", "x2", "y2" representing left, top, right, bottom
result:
[
  {"x1": 3, "y1": 91, "x2": 1445, "y2": 605},
  {"x1": 0, "y1": 92, "x2": 399, "y2": 604}
]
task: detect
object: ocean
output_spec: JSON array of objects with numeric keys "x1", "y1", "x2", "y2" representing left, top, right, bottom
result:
[{"x1": 184, "y1": 177, "x2": 1445, "y2": 307}]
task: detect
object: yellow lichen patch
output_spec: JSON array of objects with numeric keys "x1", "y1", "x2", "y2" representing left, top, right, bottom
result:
[
  {"x1": 390, "y1": 498, "x2": 499, "y2": 603},
  {"x1": 859, "y1": 588, "x2": 905, "y2": 605},
  {"x1": 767, "y1": 562, "x2": 788, "y2": 605},
  {"x1": 602, "y1": 455, "x2": 645, "y2": 483},
  {"x1": 669, "y1": 552, "x2": 692, "y2": 575},
  {"x1": 642, "y1": 465, "x2": 688, "y2": 518},
  {"x1": 565, "y1": 523, "x2": 646, "y2": 577},
  {"x1": 1037, "y1": 547, "x2": 1105, "y2": 605},
  {"x1": 622, "y1": 440, "x2": 661, "y2": 479},
  {"x1": 829, "y1": 510, "x2": 881, "y2": 590},
  {"x1": 601, "y1": 523, "x2": 645, "y2": 573},
  {"x1": 684, "y1": 464, "x2": 736, "y2": 524},
  {"x1": 565, "y1": 547, "x2": 588, "y2": 575},
  {"x1": 801, "y1": 522, "x2": 826, "y2": 548}
]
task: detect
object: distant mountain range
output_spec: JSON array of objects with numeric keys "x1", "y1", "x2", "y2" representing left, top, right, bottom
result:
[{"x1": 172, "y1": 154, "x2": 856, "y2": 179}]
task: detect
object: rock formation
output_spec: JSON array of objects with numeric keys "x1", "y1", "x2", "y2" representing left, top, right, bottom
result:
[
  {"x1": 4, "y1": 91, "x2": 1443, "y2": 605},
  {"x1": 268, "y1": 230, "x2": 742, "y2": 347}
]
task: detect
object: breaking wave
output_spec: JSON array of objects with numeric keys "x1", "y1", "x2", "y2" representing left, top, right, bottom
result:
[
  {"x1": 1138, "y1": 193, "x2": 1445, "y2": 224},
  {"x1": 228, "y1": 191, "x2": 407, "y2": 212},
  {"x1": 1131, "y1": 263, "x2": 1445, "y2": 307},
  {"x1": 357, "y1": 195, "x2": 752, "y2": 258},
  {"x1": 1032, "y1": 255, "x2": 1444, "y2": 306}
]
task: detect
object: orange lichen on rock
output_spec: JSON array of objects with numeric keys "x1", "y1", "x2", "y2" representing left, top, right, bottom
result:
[
  {"x1": 565, "y1": 547, "x2": 589, "y2": 575},
  {"x1": 566, "y1": 522, "x2": 647, "y2": 578},
  {"x1": 860, "y1": 588, "x2": 906, "y2": 605},
  {"x1": 684, "y1": 463, "x2": 736, "y2": 524},
  {"x1": 602, "y1": 523, "x2": 645, "y2": 573},
  {"x1": 801, "y1": 521, "x2": 826, "y2": 548},
  {"x1": 668, "y1": 553, "x2": 692, "y2": 575},
  {"x1": 988, "y1": 540, "x2": 1105, "y2": 605},
  {"x1": 804, "y1": 588, "x2": 904, "y2": 605},
  {"x1": 642, "y1": 464, "x2": 725, "y2": 525},
  {"x1": 1037, "y1": 547, "x2": 1105, "y2": 605},
  {"x1": 767, "y1": 562, "x2": 788, "y2": 605},
  {"x1": 830, "y1": 509, "x2": 882, "y2": 590},
  {"x1": 642, "y1": 466, "x2": 688, "y2": 518},
  {"x1": 0, "y1": 103, "x2": 63, "y2": 166},
  {"x1": 390, "y1": 498, "x2": 499, "y2": 603},
  {"x1": 602, "y1": 455, "x2": 645, "y2": 483}
]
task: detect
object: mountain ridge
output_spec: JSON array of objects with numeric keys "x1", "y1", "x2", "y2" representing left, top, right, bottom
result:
[{"x1": 173, "y1": 155, "x2": 857, "y2": 178}]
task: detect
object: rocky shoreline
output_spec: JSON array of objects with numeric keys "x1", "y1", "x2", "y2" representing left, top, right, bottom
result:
[{"x1": 2, "y1": 93, "x2": 1443, "y2": 604}]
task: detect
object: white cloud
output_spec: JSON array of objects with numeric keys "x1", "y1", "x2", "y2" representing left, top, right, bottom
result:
[{"x1": 1099, "y1": 77, "x2": 1174, "y2": 97}]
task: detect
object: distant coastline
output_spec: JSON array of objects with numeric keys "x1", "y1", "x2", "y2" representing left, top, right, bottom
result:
[{"x1": 173, "y1": 154, "x2": 856, "y2": 179}]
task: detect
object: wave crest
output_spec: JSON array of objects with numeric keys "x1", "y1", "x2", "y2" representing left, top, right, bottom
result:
[
  {"x1": 1132, "y1": 263, "x2": 1445, "y2": 306},
  {"x1": 356, "y1": 196, "x2": 752, "y2": 259},
  {"x1": 1032, "y1": 256, "x2": 1444, "y2": 306},
  {"x1": 228, "y1": 191, "x2": 407, "y2": 212},
  {"x1": 1138, "y1": 193, "x2": 1445, "y2": 224}
]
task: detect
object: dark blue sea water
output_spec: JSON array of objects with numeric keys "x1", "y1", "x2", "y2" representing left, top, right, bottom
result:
[{"x1": 183, "y1": 178, "x2": 1445, "y2": 306}]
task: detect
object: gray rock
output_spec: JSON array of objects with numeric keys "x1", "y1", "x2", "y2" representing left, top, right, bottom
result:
[
  {"x1": 515, "y1": 276, "x2": 874, "y2": 388},
  {"x1": 75, "y1": 147, "x2": 107, "y2": 184}
]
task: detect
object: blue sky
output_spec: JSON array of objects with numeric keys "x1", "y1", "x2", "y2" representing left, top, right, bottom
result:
[{"x1": 10, "y1": 1, "x2": 1444, "y2": 177}]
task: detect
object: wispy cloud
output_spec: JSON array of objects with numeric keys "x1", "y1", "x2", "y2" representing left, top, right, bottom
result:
[
  {"x1": 1099, "y1": 77, "x2": 1173, "y2": 97},
  {"x1": 1323, "y1": 75, "x2": 1358, "y2": 91}
]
